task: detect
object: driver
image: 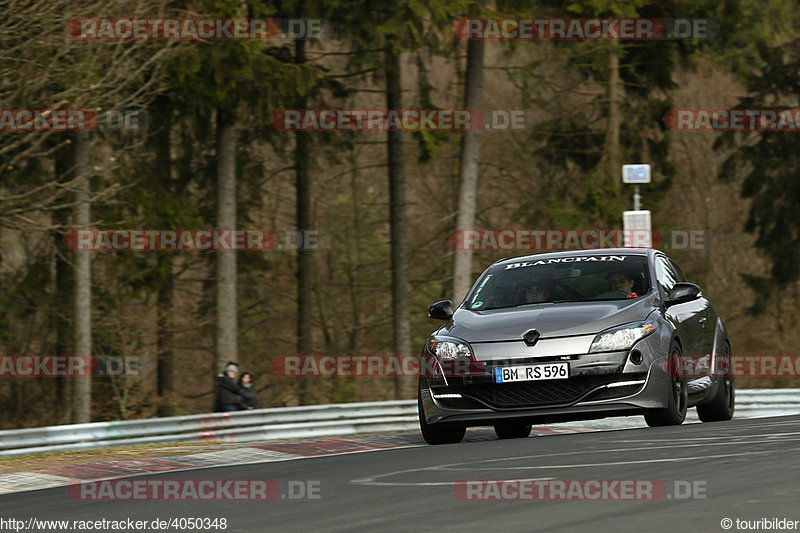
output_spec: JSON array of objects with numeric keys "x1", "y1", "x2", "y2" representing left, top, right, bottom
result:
[
  {"x1": 524, "y1": 280, "x2": 551, "y2": 303},
  {"x1": 606, "y1": 270, "x2": 638, "y2": 297}
]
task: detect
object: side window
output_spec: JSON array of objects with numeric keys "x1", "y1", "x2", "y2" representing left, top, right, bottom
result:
[
  {"x1": 655, "y1": 256, "x2": 679, "y2": 295},
  {"x1": 667, "y1": 258, "x2": 689, "y2": 282}
]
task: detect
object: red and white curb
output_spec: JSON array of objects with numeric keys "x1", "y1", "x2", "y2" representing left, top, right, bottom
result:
[{"x1": 0, "y1": 426, "x2": 592, "y2": 496}]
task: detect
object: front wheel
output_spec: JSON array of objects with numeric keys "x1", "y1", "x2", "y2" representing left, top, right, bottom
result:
[
  {"x1": 697, "y1": 344, "x2": 735, "y2": 422},
  {"x1": 418, "y1": 383, "x2": 465, "y2": 445},
  {"x1": 645, "y1": 340, "x2": 688, "y2": 427}
]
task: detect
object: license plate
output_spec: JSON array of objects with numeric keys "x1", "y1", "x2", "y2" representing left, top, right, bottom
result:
[{"x1": 495, "y1": 362, "x2": 569, "y2": 383}]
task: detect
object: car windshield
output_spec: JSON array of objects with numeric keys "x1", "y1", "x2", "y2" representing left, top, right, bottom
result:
[{"x1": 466, "y1": 254, "x2": 650, "y2": 311}]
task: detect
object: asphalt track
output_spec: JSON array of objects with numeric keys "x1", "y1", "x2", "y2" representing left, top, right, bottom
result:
[{"x1": 2, "y1": 415, "x2": 799, "y2": 533}]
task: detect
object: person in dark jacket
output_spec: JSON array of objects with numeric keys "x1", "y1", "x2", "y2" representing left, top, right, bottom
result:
[
  {"x1": 238, "y1": 372, "x2": 260, "y2": 410},
  {"x1": 215, "y1": 361, "x2": 243, "y2": 412}
]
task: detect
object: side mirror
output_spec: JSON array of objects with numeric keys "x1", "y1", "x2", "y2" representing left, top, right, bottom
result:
[
  {"x1": 428, "y1": 300, "x2": 454, "y2": 320},
  {"x1": 666, "y1": 282, "x2": 702, "y2": 306}
]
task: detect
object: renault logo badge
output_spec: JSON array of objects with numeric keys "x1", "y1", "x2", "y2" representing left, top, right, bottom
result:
[{"x1": 523, "y1": 329, "x2": 540, "y2": 346}]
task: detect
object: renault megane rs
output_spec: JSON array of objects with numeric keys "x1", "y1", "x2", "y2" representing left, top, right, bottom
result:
[{"x1": 418, "y1": 249, "x2": 734, "y2": 444}]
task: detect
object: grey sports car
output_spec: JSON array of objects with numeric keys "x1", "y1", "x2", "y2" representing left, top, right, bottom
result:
[{"x1": 418, "y1": 248, "x2": 734, "y2": 444}]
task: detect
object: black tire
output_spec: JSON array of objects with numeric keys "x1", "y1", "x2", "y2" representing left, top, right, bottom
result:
[
  {"x1": 494, "y1": 421, "x2": 532, "y2": 439},
  {"x1": 417, "y1": 384, "x2": 465, "y2": 445},
  {"x1": 697, "y1": 344, "x2": 735, "y2": 422},
  {"x1": 645, "y1": 340, "x2": 688, "y2": 427}
]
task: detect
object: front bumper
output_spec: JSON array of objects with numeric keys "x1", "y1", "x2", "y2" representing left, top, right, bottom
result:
[{"x1": 420, "y1": 333, "x2": 673, "y2": 426}]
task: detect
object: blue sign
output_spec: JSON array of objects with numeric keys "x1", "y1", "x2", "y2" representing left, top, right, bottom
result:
[{"x1": 622, "y1": 164, "x2": 651, "y2": 184}]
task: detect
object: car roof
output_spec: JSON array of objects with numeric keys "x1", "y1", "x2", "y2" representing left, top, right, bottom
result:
[{"x1": 491, "y1": 248, "x2": 654, "y2": 268}]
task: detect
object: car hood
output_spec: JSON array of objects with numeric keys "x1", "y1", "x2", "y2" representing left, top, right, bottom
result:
[{"x1": 439, "y1": 294, "x2": 657, "y2": 342}]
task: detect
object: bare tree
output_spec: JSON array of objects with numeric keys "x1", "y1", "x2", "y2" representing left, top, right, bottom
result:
[
  {"x1": 52, "y1": 144, "x2": 74, "y2": 423},
  {"x1": 385, "y1": 45, "x2": 412, "y2": 398},
  {"x1": 606, "y1": 44, "x2": 623, "y2": 190},
  {"x1": 452, "y1": 36, "x2": 485, "y2": 303},
  {"x1": 153, "y1": 97, "x2": 175, "y2": 417},
  {"x1": 0, "y1": 0, "x2": 180, "y2": 231},
  {"x1": 72, "y1": 131, "x2": 92, "y2": 423},
  {"x1": 295, "y1": 35, "x2": 314, "y2": 404}
]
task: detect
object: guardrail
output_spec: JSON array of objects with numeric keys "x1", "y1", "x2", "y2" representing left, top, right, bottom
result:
[
  {"x1": 0, "y1": 389, "x2": 796, "y2": 456},
  {"x1": 0, "y1": 400, "x2": 419, "y2": 456}
]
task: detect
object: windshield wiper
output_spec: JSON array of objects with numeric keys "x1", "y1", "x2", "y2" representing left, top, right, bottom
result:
[{"x1": 482, "y1": 300, "x2": 570, "y2": 310}]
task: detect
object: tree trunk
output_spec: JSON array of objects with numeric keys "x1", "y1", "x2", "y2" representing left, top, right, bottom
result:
[
  {"x1": 295, "y1": 35, "x2": 313, "y2": 405},
  {"x1": 156, "y1": 270, "x2": 174, "y2": 416},
  {"x1": 385, "y1": 45, "x2": 412, "y2": 398},
  {"x1": 53, "y1": 144, "x2": 73, "y2": 424},
  {"x1": 153, "y1": 97, "x2": 175, "y2": 417},
  {"x1": 607, "y1": 45, "x2": 622, "y2": 190},
  {"x1": 73, "y1": 131, "x2": 92, "y2": 423},
  {"x1": 216, "y1": 108, "x2": 238, "y2": 373},
  {"x1": 452, "y1": 36, "x2": 485, "y2": 303}
]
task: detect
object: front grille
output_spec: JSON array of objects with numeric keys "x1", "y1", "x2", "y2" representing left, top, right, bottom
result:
[{"x1": 441, "y1": 372, "x2": 647, "y2": 409}]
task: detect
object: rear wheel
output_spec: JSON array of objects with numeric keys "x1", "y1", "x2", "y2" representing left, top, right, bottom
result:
[
  {"x1": 418, "y1": 382, "x2": 465, "y2": 445},
  {"x1": 697, "y1": 344, "x2": 735, "y2": 422},
  {"x1": 494, "y1": 421, "x2": 532, "y2": 439},
  {"x1": 645, "y1": 340, "x2": 688, "y2": 427}
]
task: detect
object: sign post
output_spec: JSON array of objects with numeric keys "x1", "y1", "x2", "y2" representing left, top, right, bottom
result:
[{"x1": 622, "y1": 164, "x2": 652, "y2": 247}]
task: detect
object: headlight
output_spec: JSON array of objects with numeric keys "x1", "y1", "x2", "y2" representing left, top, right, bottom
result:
[
  {"x1": 589, "y1": 321, "x2": 657, "y2": 353},
  {"x1": 426, "y1": 336, "x2": 473, "y2": 359}
]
